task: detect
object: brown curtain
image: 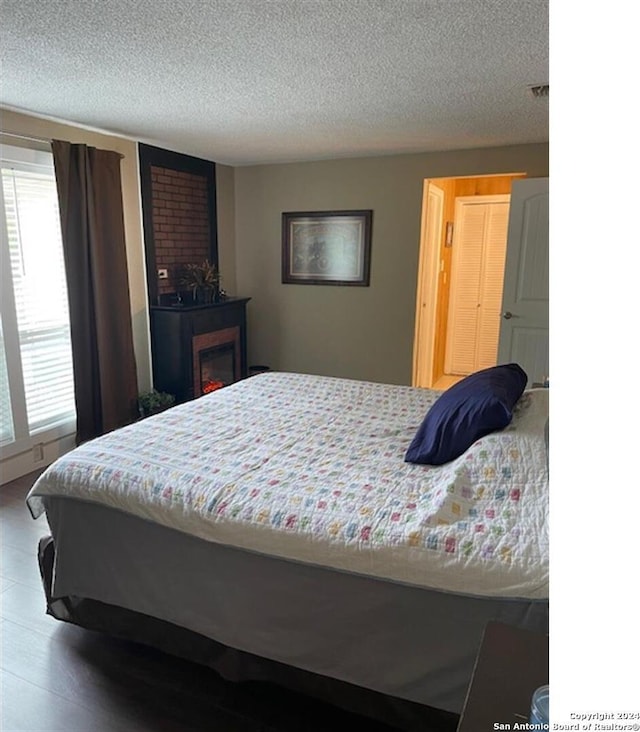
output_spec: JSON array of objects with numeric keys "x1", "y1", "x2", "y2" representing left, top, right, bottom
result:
[{"x1": 52, "y1": 140, "x2": 138, "y2": 444}]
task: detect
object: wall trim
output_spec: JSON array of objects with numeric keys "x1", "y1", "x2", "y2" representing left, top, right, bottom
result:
[{"x1": 0, "y1": 433, "x2": 76, "y2": 486}]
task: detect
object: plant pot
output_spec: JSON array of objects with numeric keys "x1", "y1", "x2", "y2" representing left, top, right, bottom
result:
[{"x1": 193, "y1": 286, "x2": 219, "y2": 305}]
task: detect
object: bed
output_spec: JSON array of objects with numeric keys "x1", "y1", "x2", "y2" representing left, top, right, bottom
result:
[{"x1": 26, "y1": 371, "x2": 549, "y2": 725}]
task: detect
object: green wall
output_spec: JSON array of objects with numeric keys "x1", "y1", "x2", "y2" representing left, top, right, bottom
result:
[{"x1": 233, "y1": 143, "x2": 548, "y2": 385}]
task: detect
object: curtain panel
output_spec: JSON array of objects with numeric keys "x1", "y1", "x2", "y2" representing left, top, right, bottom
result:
[{"x1": 52, "y1": 140, "x2": 138, "y2": 443}]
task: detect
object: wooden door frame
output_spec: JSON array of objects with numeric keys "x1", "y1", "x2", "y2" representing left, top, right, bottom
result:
[
  {"x1": 412, "y1": 181, "x2": 444, "y2": 387},
  {"x1": 412, "y1": 173, "x2": 527, "y2": 389}
]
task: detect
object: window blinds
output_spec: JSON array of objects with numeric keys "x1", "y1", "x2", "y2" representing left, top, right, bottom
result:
[{"x1": 1, "y1": 156, "x2": 76, "y2": 439}]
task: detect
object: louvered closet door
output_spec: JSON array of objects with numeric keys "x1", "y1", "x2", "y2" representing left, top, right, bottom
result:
[{"x1": 446, "y1": 197, "x2": 510, "y2": 375}]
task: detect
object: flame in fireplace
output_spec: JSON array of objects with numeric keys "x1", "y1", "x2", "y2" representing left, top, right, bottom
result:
[{"x1": 203, "y1": 379, "x2": 225, "y2": 394}]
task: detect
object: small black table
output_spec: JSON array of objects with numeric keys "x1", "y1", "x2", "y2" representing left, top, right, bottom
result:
[{"x1": 457, "y1": 621, "x2": 549, "y2": 731}]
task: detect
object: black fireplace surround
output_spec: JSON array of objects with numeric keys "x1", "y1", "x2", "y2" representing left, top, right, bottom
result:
[{"x1": 149, "y1": 297, "x2": 250, "y2": 404}]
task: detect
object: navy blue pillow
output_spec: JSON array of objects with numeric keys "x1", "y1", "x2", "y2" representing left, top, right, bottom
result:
[{"x1": 405, "y1": 363, "x2": 528, "y2": 466}]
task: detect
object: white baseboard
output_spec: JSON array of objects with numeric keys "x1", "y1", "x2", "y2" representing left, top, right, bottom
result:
[{"x1": 0, "y1": 433, "x2": 76, "y2": 485}]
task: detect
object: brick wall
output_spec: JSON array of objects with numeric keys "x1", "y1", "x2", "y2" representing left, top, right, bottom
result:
[{"x1": 150, "y1": 166, "x2": 211, "y2": 296}]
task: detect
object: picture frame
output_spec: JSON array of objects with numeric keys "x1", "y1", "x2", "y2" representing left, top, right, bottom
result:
[{"x1": 282, "y1": 210, "x2": 372, "y2": 286}]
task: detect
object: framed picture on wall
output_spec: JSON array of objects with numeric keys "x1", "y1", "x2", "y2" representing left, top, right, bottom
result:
[{"x1": 282, "y1": 210, "x2": 372, "y2": 286}]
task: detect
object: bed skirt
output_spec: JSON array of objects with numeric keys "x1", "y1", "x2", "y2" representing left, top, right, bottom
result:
[{"x1": 38, "y1": 536, "x2": 459, "y2": 731}]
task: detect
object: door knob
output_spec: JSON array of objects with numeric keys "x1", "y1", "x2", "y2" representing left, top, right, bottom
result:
[{"x1": 502, "y1": 311, "x2": 514, "y2": 319}]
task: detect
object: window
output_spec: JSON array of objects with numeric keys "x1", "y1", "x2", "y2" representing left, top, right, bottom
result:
[
  {"x1": 0, "y1": 144, "x2": 76, "y2": 456},
  {"x1": 0, "y1": 320, "x2": 14, "y2": 445}
]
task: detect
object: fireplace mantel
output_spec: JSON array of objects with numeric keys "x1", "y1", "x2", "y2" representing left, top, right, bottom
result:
[{"x1": 149, "y1": 297, "x2": 251, "y2": 404}]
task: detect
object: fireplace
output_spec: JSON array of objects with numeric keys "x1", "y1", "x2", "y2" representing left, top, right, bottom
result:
[
  {"x1": 192, "y1": 326, "x2": 241, "y2": 395},
  {"x1": 149, "y1": 297, "x2": 250, "y2": 404},
  {"x1": 199, "y1": 345, "x2": 234, "y2": 393}
]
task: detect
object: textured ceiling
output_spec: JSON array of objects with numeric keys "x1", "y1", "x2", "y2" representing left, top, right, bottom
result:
[{"x1": 0, "y1": 0, "x2": 548, "y2": 166}]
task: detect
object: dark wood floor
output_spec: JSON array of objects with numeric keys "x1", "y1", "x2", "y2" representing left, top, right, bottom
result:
[{"x1": 1, "y1": 469, "x2": 459, "y2": 732}]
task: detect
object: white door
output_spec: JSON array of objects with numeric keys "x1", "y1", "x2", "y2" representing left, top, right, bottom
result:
[
  {"x1": 497, "y1": 177, "x2": 549, "y2": 385},
  {"x1": 445, "y1": 196, "x2": 510, "y2": 375},
  {"x1": 412, "y1": 182, "x2": 444, "y2": 387}
]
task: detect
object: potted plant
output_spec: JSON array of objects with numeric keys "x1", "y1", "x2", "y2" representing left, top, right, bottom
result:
[
  {"x1": 179, "y1": 259, "x2": 220, "y2": 304},
  {"x1": 138, "y1": 389, "x2": 176, "y2": 418}
]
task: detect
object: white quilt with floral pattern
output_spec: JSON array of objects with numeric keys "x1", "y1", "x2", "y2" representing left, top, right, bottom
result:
[{"x1": 27, "y1": 372, "x2": 549, "y2": 599}]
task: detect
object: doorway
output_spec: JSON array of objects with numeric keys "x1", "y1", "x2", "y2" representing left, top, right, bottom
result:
[{"x1": 412, "y1": 173, "x2": 526, "y2": 389}]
